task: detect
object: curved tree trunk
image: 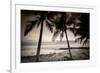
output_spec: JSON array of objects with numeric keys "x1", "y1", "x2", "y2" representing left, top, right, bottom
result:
[
  {"x1": 64, "y1": 27, "x2": 72, "y2": 59},
  {"x1": 35, "y1": 20, "x2": 44, "y2": 62}
]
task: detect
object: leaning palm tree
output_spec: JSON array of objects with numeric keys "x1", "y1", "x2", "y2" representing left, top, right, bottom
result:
[
  {"x1": 51, "y1": 12, "x2": 73, "y2": 59},
  {"x1": 23, "y1": 10, "x2": 55, "y2": 62},
  {"x1": 51, "y1": 12, "x2": 81, "y2": 60}
]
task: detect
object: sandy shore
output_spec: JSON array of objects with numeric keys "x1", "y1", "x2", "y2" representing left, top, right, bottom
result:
[{"x1": 21, "y1": 47, "x2": 89, "y2": 63}]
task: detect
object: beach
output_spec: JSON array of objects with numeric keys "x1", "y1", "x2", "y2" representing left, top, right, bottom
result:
[
  {"x1": 21, "y1": 41, "x2": 89, "y2": 63},
  {"x1": 21, "y1": 48, "x2": 89, "y2": 63}
]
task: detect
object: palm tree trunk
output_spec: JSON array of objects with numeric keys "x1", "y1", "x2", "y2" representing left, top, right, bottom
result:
[
  {"x1": 35, "y1": 20, "x2": 44, "y2": 62},
  {"x1": 64, "y1": 27, "x2": 72, "y2": 59}
]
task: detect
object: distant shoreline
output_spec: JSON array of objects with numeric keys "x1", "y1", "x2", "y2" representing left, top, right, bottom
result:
[{"x1": 58, "y1": 47, "x2": 89, "y2": 50}]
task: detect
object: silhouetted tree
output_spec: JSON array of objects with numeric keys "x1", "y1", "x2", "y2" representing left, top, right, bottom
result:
[
  {"x1": 23, "y1": 10, "x2": 55, "y2": 62},
  {"x1": 51, "y1": 12, "x2": 73, "y2": 59}
]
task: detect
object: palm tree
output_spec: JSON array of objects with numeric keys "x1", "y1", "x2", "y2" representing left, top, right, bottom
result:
[
  {"x1": 51, "y1": 12, "x2": 81, "y2": 60},
  {"x1": 23, "y1": 10, "x2": 54, "y2": 62},
  {"x1": 51, "y1": 12, "x2": 73, "y2": 59}
]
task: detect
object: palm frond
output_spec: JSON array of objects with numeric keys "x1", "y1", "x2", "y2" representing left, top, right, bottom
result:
[
  {"x1": 52, "y1": 30, "x2": 60, "y2": 41},
  {"x1": 60, "y1": 31, "x2": 64, "y2": 41},
  {"x1": 83, "y1": 38, "x2": 89, "y2": 45},
  {"x1": 45, "y1": 19, "x2": 54, "y2": 33},
  {"x1": 47, "y1": 17, "x2": 56, "y2": 25},
  {"x1": 24, "y1": 20, "x2": 38, "y2": 36},
  {"x1": 75, "y1": 36, "x2": 81, "y2": 42},
  {"x1": 75, "y1": 36, "x2": 89, "y2": 45}
]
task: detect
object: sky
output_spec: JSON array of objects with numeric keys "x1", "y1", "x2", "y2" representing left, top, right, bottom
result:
[{"x1": 21, "y1": 10, "x2": 79, "y2": 43}]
